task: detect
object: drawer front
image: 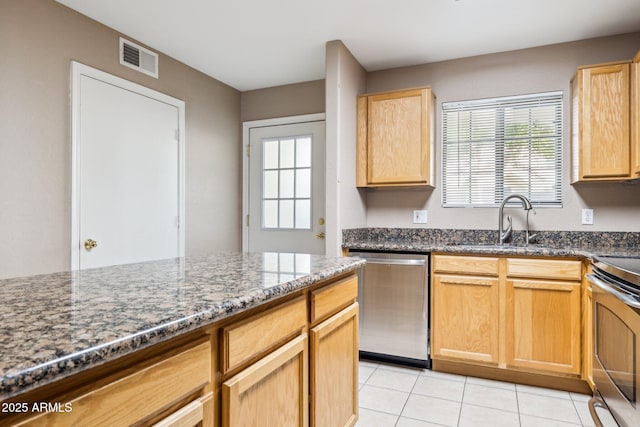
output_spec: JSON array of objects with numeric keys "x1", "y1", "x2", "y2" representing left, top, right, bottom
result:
[
  {"x1": 310, "y1": 275, "x2": 357, "y2": 324},
  {"x1": 222, "y1": 296, "x2": 306, "y2": 373},
  {"x1": 507, "y1": 258, "x2": 582, "y2": 280},
  {"x1": 23, "y1": 341, "x2": 211, "y2": 426},
  {"x1": 434, "y1": 255, "x2": 499, "y2": 276}
]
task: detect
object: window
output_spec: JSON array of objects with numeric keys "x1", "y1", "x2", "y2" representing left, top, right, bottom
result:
[
  {"x1": 262, "y1": 135, "x2": 312, "y2": 229},
  {"x1": 442, "y1": 92, "x2": 562, "y2": 207}
]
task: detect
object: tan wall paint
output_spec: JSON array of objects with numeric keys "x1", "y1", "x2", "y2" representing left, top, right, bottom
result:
[
  {"x1": 363, "y1": 32, "x2": 640, "y2": 232},
  {"x1": 0, "y1": 0, "x2": 241, "y2": 279},
  {"x1": 325, "y1": 41, "x2": 368, "y2": 256},
  {"x1": 240, "y1": 80, "x2": 325, "y2": 122}
]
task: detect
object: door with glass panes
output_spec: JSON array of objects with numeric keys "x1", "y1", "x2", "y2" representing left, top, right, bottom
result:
[{"x1": 248, "y1": 121, "x2": 325, "y2": 254}]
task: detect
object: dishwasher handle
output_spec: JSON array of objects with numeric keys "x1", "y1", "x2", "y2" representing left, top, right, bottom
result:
[{"x1": 357, "y1": 258, "x2": 426, "y2": 266}]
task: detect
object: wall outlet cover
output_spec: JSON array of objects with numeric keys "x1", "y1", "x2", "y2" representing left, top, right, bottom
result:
[
  {"x1": 581, "y1": 208, "x2": 594, "y2": 225},
  {"x1": 413, "y1": 210, "x2": 428, "y2": 224}
]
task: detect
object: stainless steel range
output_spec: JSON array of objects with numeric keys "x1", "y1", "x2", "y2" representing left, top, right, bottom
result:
[{"x1": 587, "y1": 256, "x2": 640, "y2": 427}]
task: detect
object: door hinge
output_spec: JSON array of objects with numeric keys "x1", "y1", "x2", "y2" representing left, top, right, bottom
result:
[
  {"x1": 174, "y1": 129, "x2": 180, "y2": 141},
  {"x1": 246, "y1": 214, "x2": 250, "y2": 227},
  {"x1": 246, "y1": 144, "x2": 250, "y2": 157},
  {"x1": 175, "y1": 216, "x2": 180, "y2": 228}
]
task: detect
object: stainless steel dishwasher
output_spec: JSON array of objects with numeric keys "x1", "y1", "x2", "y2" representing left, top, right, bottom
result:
[{"x1": 351, "y1": 251, "x2": 430, "y2": 368}]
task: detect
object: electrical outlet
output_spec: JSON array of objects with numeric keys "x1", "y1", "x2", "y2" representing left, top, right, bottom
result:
[
  {"x1": 581, "y1": 208, "x2": 594, "y2": 225},
  {"x1": 413, "y1": 210, "x2": 428, "y2": 224}
]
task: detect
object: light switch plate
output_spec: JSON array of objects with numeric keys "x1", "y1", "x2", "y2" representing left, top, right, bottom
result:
[
  {"x1": 582, "y1": 208, "x2": 594, "y2": 225},
  {"x1": 413, "y1": 210, "x2": 428, "y2": 224}
]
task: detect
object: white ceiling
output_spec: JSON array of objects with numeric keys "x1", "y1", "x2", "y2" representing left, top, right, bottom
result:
[{"x1": 56, "y1": 0, "x2": 640, "y2": 91}]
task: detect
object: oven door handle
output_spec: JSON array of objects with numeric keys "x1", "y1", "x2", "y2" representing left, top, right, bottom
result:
[
  {"x1": 587, "y1": 273, "x2": 640, "y2": 310},
  {"x1": 588, "y1": 396, "x2": 607, "y2": 427}
]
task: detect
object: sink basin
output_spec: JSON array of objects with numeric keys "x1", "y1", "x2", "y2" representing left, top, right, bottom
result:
[{"x1": 445, "y1": 242, "x2": 543, "y2": 249}]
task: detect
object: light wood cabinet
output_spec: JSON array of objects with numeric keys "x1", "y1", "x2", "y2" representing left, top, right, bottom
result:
[
  {"x1": 582, "y1": 265, "x2": 595, "y2": 390},
  {"x1": 19, "y1": 340, "x2": 213, "y2": 427},
  {"x1": 432, "y1": 254, "x2": 583, "y2": 380},
  {"x1": 571, "y1": 61, "x2": 632, "y2": 182},
  {"x1": 221, "y1": 296, "x2": 306, "y2": 373},
  {"x1": 310, "y1": 303, "x2": 359, "y2": 427},
  {"x1": 505, "y1": 278, "x2": 581, "y2": 375},
  {"x1": 357, "y1": 87, "x2": 435, "y2": 187},
  {"x1": 432, "y1": 274, "x2": 499, "y2": 364},
  {"x1": 221, "y1": 272, "x2": 359, "y2": 427},
  {"x1": 222, "y1": 334, "x2": 309, "y2": 427}
]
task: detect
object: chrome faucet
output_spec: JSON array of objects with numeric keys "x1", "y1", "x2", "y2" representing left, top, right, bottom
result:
[{"x1": 498, "y1": 194, "x2": 536, "y2": 245}]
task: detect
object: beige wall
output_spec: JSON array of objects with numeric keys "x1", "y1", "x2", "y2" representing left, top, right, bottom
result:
[
  {"x1": 240, "y1": 80, "x2": 325, "y2": 122},
  {"x1": 0, "y1": 0, "x2": 242, "y2": 279},
  {"x1": 363, "y1": 32, "x2": 640, "y2": 232},
  {"x1": 325, "y1": 41, "x2": 368, "y2": 256}
]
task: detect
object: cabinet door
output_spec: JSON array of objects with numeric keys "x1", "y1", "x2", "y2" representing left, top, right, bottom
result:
[
  {"x1": 583, "y1": 281, "x2": 594, "y2": 389},
  {"x1": 432, "y1": 274, "x2": 499, "y2": 365},
  {"x1": 506, "y1": 279, "x2": 581, "y2": 375},
  {"x1": 153, "y1": 392, "x2": 213, "y2": 427},
  {"x1": 579, "y1": 63, "x2": 631, "y2": 179},
  {"x1": 310, "y1": 303, "x2": 358, "y2": 427},
  {"x1": 367, "y1": 88, "x2": 432, "y2": 185},
  {"x1": 222, "y1": 334, "x2": 308, "y2": 427}
]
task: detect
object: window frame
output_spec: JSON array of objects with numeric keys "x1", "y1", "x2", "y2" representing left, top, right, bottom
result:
[{"x1": 441, "y1": 91, "x2": 563, "y2": 208}]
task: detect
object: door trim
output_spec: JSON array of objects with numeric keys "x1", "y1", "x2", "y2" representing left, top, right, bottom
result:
[
  {"x1": 241, "y1": 113, "x2": 326, "y2": 252},
  {"x1": 70, "y1": 61, "x2": 186, "y2": 270}
]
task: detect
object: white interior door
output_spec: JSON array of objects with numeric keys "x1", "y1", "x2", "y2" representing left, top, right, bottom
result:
[
  {"x1": 248, "y1": 120, "x2": 325, "y2": 254},
  {"x1": 72, "y1": 63, "x2": 185, "y2": 269}
]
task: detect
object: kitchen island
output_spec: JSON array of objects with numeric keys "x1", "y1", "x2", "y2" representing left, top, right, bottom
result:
[{"x1": 0, "y1": 251, "x2": 364, "y2": 426}]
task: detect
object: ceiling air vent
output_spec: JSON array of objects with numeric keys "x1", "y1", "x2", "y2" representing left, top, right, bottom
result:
[{"x1": 119, "y1": 37, "x2": 158, "y2": 78}]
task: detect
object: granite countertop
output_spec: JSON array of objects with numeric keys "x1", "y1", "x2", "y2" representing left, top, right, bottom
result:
[
  {"x1": 0, "y1": 252, "x2": 365, "y2": 400},
  {"x1": 343, "y1": 228, "x2": 640, "y2": 259}
]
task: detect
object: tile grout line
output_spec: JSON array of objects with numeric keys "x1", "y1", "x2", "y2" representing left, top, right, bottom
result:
[
  {"x1": 455, "y1": 375, "x2": 468, "y2": 427},
  {"x1": 393, "y1": 372, "x2": 420, "y2": 427}
]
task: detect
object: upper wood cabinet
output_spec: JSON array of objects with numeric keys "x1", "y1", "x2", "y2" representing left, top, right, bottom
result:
[
  {"x1": 357, "y1": 87, "x2": 435, "y2": 187},
  {"x1": 571, "y1": 61, "x2": 632, "y2": 182}
]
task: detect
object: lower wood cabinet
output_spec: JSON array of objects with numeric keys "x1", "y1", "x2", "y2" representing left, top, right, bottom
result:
[
  {"x1": 432, "y1": 274, "x2": 499, "y2": 365},
  {"x1": 222, "y1": 334, "x2": 309, "y2": 427},
  {"x1": 310, "y1": 303, "x2": 359, "y2": 427},
  {"x1": 432, "y1": 254, "x2": 584, "y2": 381},
  {"x1": 221, "y1": 273, "x2": 359, "y2": 427},
  {"x1": 506, "y1": 278, "x2": 581, "y2": 375},
  {"x1": 16, "y1": 340, "x2": 213, "y2": 427}
]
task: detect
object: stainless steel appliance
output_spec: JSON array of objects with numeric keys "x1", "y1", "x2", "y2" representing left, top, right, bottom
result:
[
  {"x1": 587, "y1": 256, "x2": 640, "y2": 427},
  {"x1": 350, "y1": 251, "x2": 430, "y2": 368}
]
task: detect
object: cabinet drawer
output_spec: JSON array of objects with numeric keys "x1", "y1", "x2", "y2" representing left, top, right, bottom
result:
[
  {"x1": 22, "y1": 341, "x2": 211, "y2": 426},
  {"x1": 310, "y1": 275, "x2": 357, "y2": 323},
  {"x1": 434, "y1": 255, "x2": 499, "y2": 276},
  {"x1": 507, "y1": 258, "x2": 582, "y2": 281},
  {"x1": 222, "y1": 296, "x2": 306, "y2": 373}
]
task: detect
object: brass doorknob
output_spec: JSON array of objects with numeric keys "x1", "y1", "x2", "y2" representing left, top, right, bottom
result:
[
  {"x1": 315, "y1": 232, "x2": 325, "y2": 240},
  {"x1": 84, "y1": 239, "x2": 98, "y2": 251}
]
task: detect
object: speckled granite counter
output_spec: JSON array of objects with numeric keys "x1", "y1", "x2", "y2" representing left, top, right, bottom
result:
[
  {"x1": 343, "y1": 228, "x2": 640, "y2": 258},
  {"x1": 0, "y1": 252, "x2": 365, "y2": 400}
]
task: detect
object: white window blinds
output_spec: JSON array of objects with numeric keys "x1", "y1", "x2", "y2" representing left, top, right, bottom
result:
[{"x1": 442, "y1": 91, "x2": 563, "y2": 207}]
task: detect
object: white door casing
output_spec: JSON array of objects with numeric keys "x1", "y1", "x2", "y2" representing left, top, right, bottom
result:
[
  {"x1": 71, "y1": 62, "x2": 185, "y2": 270},
  {"x1": 243, "y1": 116, "x2": 326, "y2": 254}
]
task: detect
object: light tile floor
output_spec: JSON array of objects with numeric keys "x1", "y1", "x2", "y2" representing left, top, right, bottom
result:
[{"x1": 357, "y1": 360, "x2": 595, "y2": 427}]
